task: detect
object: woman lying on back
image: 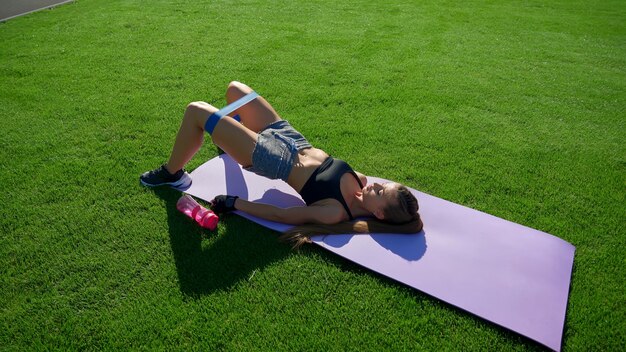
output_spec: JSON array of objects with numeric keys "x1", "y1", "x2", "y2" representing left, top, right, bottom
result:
[{"x1": 140, "y1": 81, "x2": 422, "y2": 247}]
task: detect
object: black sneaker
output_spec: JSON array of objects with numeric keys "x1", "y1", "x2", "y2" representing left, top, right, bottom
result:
[{"x1": 140, "y1": 164, "x2": 192, "y2": 190}]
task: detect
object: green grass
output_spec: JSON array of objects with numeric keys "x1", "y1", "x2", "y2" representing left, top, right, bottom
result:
[{"x1": 1, "y1": 0, "x2": 624, "y2": 350}]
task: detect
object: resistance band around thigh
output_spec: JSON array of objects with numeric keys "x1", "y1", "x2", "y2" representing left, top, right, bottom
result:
[{"x1": 204, "y1": 92, "x2": 260, "y2": 134}]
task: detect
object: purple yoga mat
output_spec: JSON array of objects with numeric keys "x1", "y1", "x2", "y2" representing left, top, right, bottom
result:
[{"x1": 185, "y1": 155, "x2": 575, "y2": 351}]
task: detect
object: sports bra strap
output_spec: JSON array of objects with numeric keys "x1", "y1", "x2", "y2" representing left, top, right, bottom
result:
[
  {"x1": 350, "y1": 171, "x2": 364, "y2": 189},
  {"x1": 341, "y1": 172, "x2": 363, "y2": 221}
]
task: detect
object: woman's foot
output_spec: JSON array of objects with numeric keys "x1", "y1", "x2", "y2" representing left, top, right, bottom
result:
[{"x1": 140, "y1": 164, "x2": 192, "y2": 190}]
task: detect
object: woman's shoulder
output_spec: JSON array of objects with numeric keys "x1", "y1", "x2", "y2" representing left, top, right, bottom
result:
[
  {"x1": 338, "y1": 160, "x2": 366, "y2": 188},
  {"x1": 353, "y1": 171, "x2": 367, "y2": 187}
]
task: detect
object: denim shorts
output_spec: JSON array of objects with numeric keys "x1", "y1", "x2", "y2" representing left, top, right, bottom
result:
[{"x1": 246, "y1": 120, "x2": 312, "y2": 181}]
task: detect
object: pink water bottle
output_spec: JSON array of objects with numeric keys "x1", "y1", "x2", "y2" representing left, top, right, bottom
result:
[{"x1": 176, "y1": 195, "x2": 219, "y2": 230}]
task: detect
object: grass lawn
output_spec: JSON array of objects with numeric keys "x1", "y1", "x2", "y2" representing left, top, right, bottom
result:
[{"x1": 1, "y1": 0, "x2": 624, "y2": 350}]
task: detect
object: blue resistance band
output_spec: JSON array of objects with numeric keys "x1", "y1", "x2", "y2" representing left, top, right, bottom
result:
[{"x1": 204, "y1": 91, "x2": 259, "y2": 134}]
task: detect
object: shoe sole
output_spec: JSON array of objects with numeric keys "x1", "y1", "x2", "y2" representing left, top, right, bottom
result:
[{"x1": 140, "y1": 172, "x2": 192, "y2": 190}]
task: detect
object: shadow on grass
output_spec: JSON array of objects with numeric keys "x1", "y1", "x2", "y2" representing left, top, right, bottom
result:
[
  {"x1": 151, "y1": 188, "x2": 548, "y2": 350},
  {"x1": 152, "y1": 187, "x2": 291, "y2": 297}
]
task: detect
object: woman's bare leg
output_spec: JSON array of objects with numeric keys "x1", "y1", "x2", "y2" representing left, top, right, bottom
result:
[
  {"x1": 165, "y1": 101, "x2": 258, "y2": 173},
  {"x1": 226, "y1": 81, "x2": 281, "y2": 133}
]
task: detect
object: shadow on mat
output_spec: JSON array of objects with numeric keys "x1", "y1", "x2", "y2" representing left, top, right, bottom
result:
[
  {"x1": 152, "y1": 187, "x2": 290, "y2": 297},
  {"x1": 372, "y1": 232, "x2": 427, "y2": 261}
]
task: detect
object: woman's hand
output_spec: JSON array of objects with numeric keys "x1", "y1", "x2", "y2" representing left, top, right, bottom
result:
[{"x1": 210, "y1": 195, "x2": 239, "y2": 213}]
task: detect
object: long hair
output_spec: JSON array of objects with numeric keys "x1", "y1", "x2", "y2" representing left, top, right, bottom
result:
[{"x1": 279, "y1": 185, "x2": 423, "y2": 249}]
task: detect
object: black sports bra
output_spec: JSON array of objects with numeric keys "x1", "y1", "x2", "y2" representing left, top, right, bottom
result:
[{"x1": 299, "y1": 157, "x2": 363, "y2": 220}]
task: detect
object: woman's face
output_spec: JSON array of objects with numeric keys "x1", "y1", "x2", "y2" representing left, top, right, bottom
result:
[{"x1": 361, "y1": 182, "x2": 399, "y2": 219}]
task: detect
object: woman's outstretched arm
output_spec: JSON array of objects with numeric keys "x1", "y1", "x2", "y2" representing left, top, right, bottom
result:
[{"x1": 233, "y1": 199, "x2": 343, "y2": 225}]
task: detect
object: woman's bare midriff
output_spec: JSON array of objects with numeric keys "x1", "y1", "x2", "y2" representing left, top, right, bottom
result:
[{"x1": 287, "y1": 147, "x2": 329, "y2": 193}]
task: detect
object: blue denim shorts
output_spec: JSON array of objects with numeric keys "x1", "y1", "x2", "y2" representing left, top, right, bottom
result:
[{"x1": 246, "y1": 120, "x2": 312, "y2": 181}]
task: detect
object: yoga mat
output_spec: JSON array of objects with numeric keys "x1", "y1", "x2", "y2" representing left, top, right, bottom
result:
[{"x1": 185, "y1": 155, "x2": 575, "y2": 351}]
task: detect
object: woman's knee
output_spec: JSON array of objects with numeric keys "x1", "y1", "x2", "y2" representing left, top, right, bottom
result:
[
  {"x1": 186, "y1": 101, "x2": 217, "y2": 115},
  {"x1": 185, "y1": 102, "x2": 217, "y2": 127},
  {"x1": 226, "y1": 81, "x2": 253, "y2": 101}
]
